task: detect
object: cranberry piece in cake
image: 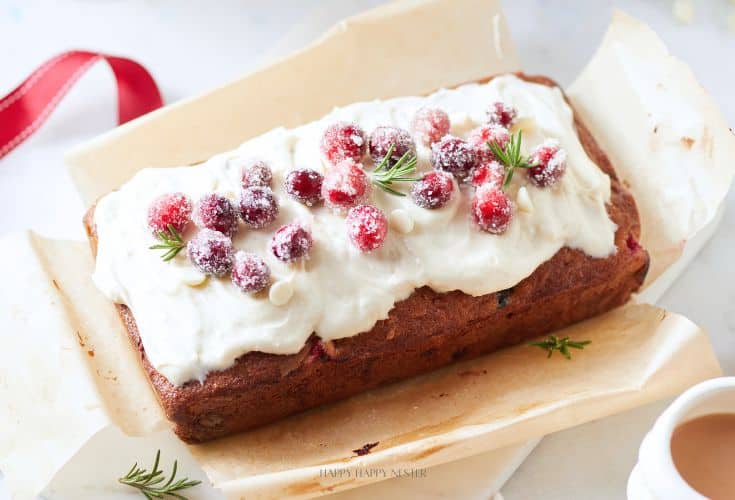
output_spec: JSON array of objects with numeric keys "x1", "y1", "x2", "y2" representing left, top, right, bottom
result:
[
  {"x1": 285, "y1": 168, "x2": 324, "y2": 206},
  {"x1": 471, "y1": 184, "x2": 513, "y2": 234},
  {"x1": 527, "y1": 139, "x2": 567, "y2": 187},
  {"x1": 187, "y1": 229, "x2": 234, "y2": 276},
  {"x1": 270, "y1": 222, "x2": 313, "y2": 262},
  {"x1": 346, "y1": 205, "x2": 388, "y2": 252},
  {"x1": 430, "y1": 135, "x2": 478, "y2": 182},
  {"x1": 468, "y1": 123, "x2": 510, "y2": 162},
  {"x1": 486, "y1": 101, "x2": 517, "y2": 128},
  {"x1": 321, "y1": 159, "x2": 370, "y2": 211},
  {"x1": 231, "y1": 251, "x2": 270, "y2": 293},
  {"x1": 239, "y1": 186, "x2": 279, "y2": 228},
  {"x1": 320, "y1": 122, "x2": 367, "y2": 165},
  {"x1": 411, "y1": 107, "x2": 450, "y2": 146},
  {"x1": 147, "y1": 192, "x2": 192, "y2": 236},
  {"x1": 241, "y1": 159, "x2": 273, "y2": 189},
  {"x1": 368, "y1": 126, "x2": 416, "y2": 166},
  {"x1": 471, "y1": 160, "x2": 505, "y2": 188},
  {"x1": 193, "y1": 193, "x2": 239, "y2": 237},
  {"x1": 411, "y1": 170, "x2": 454, "y2": 209}
]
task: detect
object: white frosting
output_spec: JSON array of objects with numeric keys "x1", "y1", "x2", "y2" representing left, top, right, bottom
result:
[{"x1": 92, "y1": 75, "x2": 617, "y2": 385}]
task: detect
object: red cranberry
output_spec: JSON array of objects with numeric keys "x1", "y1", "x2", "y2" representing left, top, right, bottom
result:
[
  {"x1": 471, "y1": 160, "x2": 505, "y2": 188},
  {"x1": 346, "y1": 205, "x2": 388, "y2": 252},
  {"x1": 411, "y1": 107, "x2": 450, "y2": 146},
  {"x1": 486, "y1": 101, "x2": 517, "y2": 127},
  {"x1": 430, "y1": 135, "x2": 478, "y2": 182},
  {"x1": 528, "y1": 139, "x2": 567, "y2": 187},
  {"x1": 285, "y1": 168, "x2": 324, "y2": 206},
  {"x1": 368, "y1": 126, "x2": 416, "y2": 166},
  {"x1": 320, "y1": 122, "x2": 366, "y2": 165},
  {"x1": 471, "y1": 184, "x2": 513, "y2": 234},
  {"x1": 241, "y1": 159, "x2": 273, "y2": 189},
  {"x1": 147, "y1": 192, "x2": 192, "y2": 236},
  {"x1": 193, "y1": 193, "x2": 239, "y2": 237},
  {"x1": 468, "y1": 123, "x2": 510, "y2": 161},
  {"x1": 321, "y1": 159, "x2": 370, "y2": 211},
  {"x1": 239, "y1": 186, "x2": 278, "y2": 228},
  {"x1": 231, "y1": 251, "x2": 270, "y2": 293},
  {"x1": 626, "y1": 235, "x2": 642, "y2": 252},
  {"x1": 187, "y1": 229, "x2": 234, "y2": 276},
  {"x1": 270, "y1": 222, "x2": 313, "y2": 262},
  {"x1": 411, "y1": 170, "x2": 454, "y2": 209}
]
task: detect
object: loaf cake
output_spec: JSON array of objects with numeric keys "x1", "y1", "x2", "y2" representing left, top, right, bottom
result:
[{"x1": 85, "y1": 73, "x2": 650, "y2": 443}]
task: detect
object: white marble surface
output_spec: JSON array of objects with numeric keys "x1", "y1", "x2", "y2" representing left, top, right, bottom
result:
[{"x1": 1, "y1": 0, "x2": 734, "y2": 498}]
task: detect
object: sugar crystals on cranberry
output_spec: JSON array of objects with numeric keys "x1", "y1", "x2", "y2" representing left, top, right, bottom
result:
[
  {"x1": 411, "y1": 107, "x2": 450, "y2": 146},
  {"x1": 471, "y1": 159, "x2": 505, "y2": 188},
  {"x1": 147, "y1": 192, "x2": 192, "y2": 236},
  {"x1": 193, "y1": 193, "x2": 239, "y2": 237},
  {"x1": 187, "y1": 228, "x2": 234, "y2": 276},
  {"x1": 430, "y1": 135, "x2": 478, "y2": 182},
  {"x1": 241, "y1": 159, "x2": 273, "y2": 189},
  {"x1": 321, "y1": 159, "x2": 370, "y2": 211},
  {"x1": 471, "y1": 184, "x2": 513, "y2": 234},
  {"x1": 231, "y1": 251, "x2": 270, "y2": 293},
  {"x1": 239, "y1": 186, "x2": 279, "y2": 228},
  {"x1": 285, "y1": 168, "x2": 324, "y2": 206},
  {"x1": 368, "y1": 125, "x2": 416, "y2": 166},
  {"x1": 486, "y1": 101, "x2": 517, "y2": 128},
  {"x1": 320, "y1": 122, "x2": 366, "y2": 165},
  {"x1": 527, "y1": 139, "x2": 567, "y2": 187},
  {"x1": 411, "y1": 170, "x2": 454, "y2": 209},
  {"x1": 346, "y1": 205, "x2": 388, "y2": 252},
  {"x1": 270, "y1": 222, "x2": 313, "y2": 262},
  {"x1": 468, "y1": 123, "x2": 510, "y2": 162}
]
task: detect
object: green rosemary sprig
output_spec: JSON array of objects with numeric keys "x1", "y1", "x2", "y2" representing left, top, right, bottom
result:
[
  {"x1": 119, "y1": 450, "x2": 201, "y2": 499},
  {"x1": 529, "y1": 335, "x2": 591, "y2": 360},
  {"x1": 487, "y1": 130, "x2": 535, "y2": 189},
  {"x1": 149, "y1": 224, "x2": 185, "y2": 262},
  {"x1": 371, "y1": 144, "x2": 420, "y2": 196}
]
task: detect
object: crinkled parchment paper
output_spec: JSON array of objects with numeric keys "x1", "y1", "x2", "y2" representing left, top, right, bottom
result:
[{"x1": 1, "y1": 1, "x2": 733, "y2": 498}]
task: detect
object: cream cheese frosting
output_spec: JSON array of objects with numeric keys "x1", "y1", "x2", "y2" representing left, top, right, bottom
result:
[{"x1": 92, "y1": 75, "x2": 617, "y2": 386}]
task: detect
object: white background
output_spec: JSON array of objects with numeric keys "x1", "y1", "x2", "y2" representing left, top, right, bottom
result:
[{"x1": 1, "y1": 0, "x2": 734, "y2": 498}]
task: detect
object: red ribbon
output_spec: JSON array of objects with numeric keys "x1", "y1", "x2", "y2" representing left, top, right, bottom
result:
[{"x1": 0, "y1": 50, "x2": 163, "y2": 160}]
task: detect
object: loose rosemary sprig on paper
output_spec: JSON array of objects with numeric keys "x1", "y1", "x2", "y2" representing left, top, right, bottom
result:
[
  {"x1": 149, "y1": 224, "x2": 185, "y2": 262},
  {"x1": 529, "y1": 335, "x2": 591, "y2": 360},
  {"x1": 371, "y1": 143, "x2": 420, "y2": 196},
  {"x1": 487, "y1": 130, "x2": 535, "y2": 189},
  {"x1": 119, "y1": 450, "x2": 201, "y2": 499}
]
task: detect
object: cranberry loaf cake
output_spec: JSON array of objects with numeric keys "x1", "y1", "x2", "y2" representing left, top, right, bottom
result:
[{"x1": 85, "y1": 74, "x2": 649, "y2": 443}]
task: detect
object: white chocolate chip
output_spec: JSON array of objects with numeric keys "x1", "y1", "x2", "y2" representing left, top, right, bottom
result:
[
  {"x1": 389, "y1": 209, "x2": 414, "y2": 234},
  {"x1": 269, "y1": 280, "x2": 294, "y2": 306},
  {"x1": 516, "y1": 186, "x2": 534, "y2": 213}
]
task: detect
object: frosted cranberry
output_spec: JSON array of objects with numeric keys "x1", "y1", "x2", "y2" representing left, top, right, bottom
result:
[
  {"x1": 147, "y1": 192, "x2": 192, "y2": 236},
  {"x1": 411, "y1": 107, "x2": 450, "y2": 146},
  {"x1": 430, "y1": 135, "x2": 478, "y2": 182},
  {"x1": 411, "y1": 171, "x2": 454, "y2": 209},
  {"x1": 471, "y1": 184, "x2": 513, "y2": 234},
  {"x1": 231, "y1": 251, "x2": 270, "y2": 293},
  {"x1": 346, "y1": 205, "x2": 388, "y2": 252},
  {"x1": 321, "y1": 159, "x2": 370, "y2": 211},
  {"x1": 368, "y1": 126, "x2": 416, "y2": 166},
  {"x1": 285, "y1": 168, "x2": 324, "y2": 206},
  {"x1": 241, "y1": 159, "x2": 273, "y2": 189},
  {"x1": 471, "y1": 160, "x2": 505, "y2": 188},
  {"x1": 187, "y1": 229, "x2": 234, "y2": 276},
  {"x1": 320, "y1": 122, "x2": 366, "y2": 165},
  {"x1": 270, "y1": 222, "x2": 312, "y2": 262},
  {"x1": 486, "y1": 101, "x2": 517, "y2": 127},
  {"x1": 528, "y1": 139, "x2": 567, "y2": 187},
  {"x1": 193, "y1": 193, "x2": 239, "y2": 237},
  {"x1": 239, "y1": 186, "x2": 278, "y2": 228},
  {"x1": 468, "y1": 124, "x2": 510, "y2": 161}
]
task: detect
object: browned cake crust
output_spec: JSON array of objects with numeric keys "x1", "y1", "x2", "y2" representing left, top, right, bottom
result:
[{"x1": 84, "y1": 74, "x2": 650, "y2": 443}]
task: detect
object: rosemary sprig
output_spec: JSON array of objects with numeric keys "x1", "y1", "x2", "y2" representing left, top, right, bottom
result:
[
  {"x1": 529, "y1": 336, "x2": 591, "y2": 360},
  {"x1": 119, "y1": 450, "x2": 201, "y2": 499},
  {"x1": 370, "y1": 144, "x2": 420, "y2": 196},
  {"x1": 487, "y1": 130, "x2": 535, "y2": 189},
  {"x1": 149, "y1": 224, "x2": 185, "y2": 262}
]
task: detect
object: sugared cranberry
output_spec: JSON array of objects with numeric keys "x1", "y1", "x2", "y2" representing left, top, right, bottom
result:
[
  {"x1": 486, "y1": 101, "x2": 517, "y2": 128},
  {"x1": 187, "y1": 229, "x2": 234, "y2": 276},
  {"x1": 468, "y1": 123, "x2": 510, "y2": 161},
  {"x1": 285, "y1": 168, "x2": 324, "y2": 206},
  {"x1": 321, "y1": 159, "x2": 370, "y2": 211},
  {"x1": 346, "y1": 205, "x2": 388, "y2": 252},
  {"x1": 193, "y1": 193, "x2": 239, "y2": 237},
  {"x1": 527, "y1": 139, "x2": 567, "y2": 187},
  {"x1": 270, "y1": 222, "x2": 313, "y2": 262},
  {"x1": 320, "y1": 122, "x2": 366, "y2": 165},
  {"x1": 239, "y1": 186, "x2": 278, "y2": 228},
  {"x1": 147, "y1": 192, "x2": 192, "y2": 236},
  {"x1": 471, "y1": 184, "x2": 513, "y2": 234},
  {"x1": 231, "y1": 251, "x2": 270, "y2": 293},
  {"x1": 411, "y1": 107, "x2": 450, "y2": 146},
  {"x1": 368, "y1": 126, "x2": 416, "y2": 166},
  {"x1": 241, "y1": 159, "x2": 273, "y2": 189},
  {"x1": 471, "y1": 160, "x2": 505, "y2": 188},
  {"x1": 430, "y1": 135, "x2": 478, "y2": 182},
  {"x1": 411, "y1": 170, "x2": 454, "y2": 209}
]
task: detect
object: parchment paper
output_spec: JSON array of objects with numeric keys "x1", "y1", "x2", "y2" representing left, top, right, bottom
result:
[{"x1": 1, "y1": 1, "x2": 733, "y2": 498}]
